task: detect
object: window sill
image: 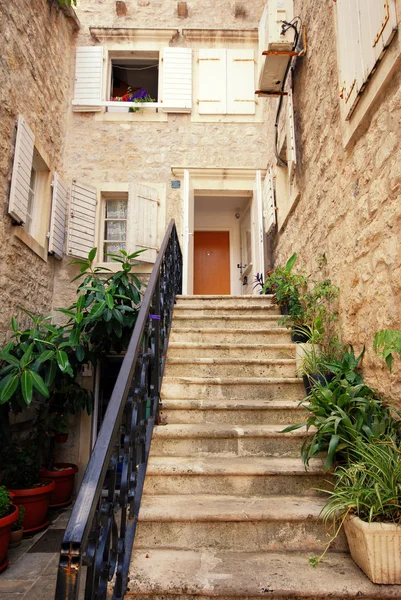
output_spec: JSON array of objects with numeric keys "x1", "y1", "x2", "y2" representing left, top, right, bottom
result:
[
  {"x1": 14, "y1": 227, "x2": 48, "y2": 261},
  {"x1": 95, "y1": 261, "x2": 154, "y2": 274},
  {"x1": 94, "y1": 111, "x2": 168, "y2": 123}
]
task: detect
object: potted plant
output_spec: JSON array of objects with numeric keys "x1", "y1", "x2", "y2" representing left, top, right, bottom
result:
[
  {"x1": 108, "y1": 87, "x2": 155, "y2": 113},
  {"x1": 315, "y1": 438, "x2": 401, "y2": 583},
  {"x1": 0, "y1": 486, "x2": 18, "y2": 572},
  {"x1": 1, "y1": 442, "x2": 55, "y2": 534},
  {"x1": 9, "y1": 505, "x2": 24, "y2": 548},
  {"x1": 262, "y1": 253, "x2": 307, "y2": 321}
]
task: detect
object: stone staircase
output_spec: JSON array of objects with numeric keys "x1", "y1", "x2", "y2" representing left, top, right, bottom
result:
[{"x1": 127, "y1": 295, "x2": 400, "y2": 600}]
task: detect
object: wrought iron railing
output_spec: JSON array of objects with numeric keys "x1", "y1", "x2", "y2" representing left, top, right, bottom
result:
[{"x1": 55, "y1": 220, "x2": 182, "y2": 600}]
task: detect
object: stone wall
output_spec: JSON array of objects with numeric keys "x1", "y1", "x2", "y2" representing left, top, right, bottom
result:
[
  {"x1": 0, "y1": 0, "x2": 77, "y2": 341},
  {"x1": 268, "y1": 0, "x2": 401, "y2": 403},
  {"x1": 52, "y1": 0, "x2": 269, "y2": 310}
]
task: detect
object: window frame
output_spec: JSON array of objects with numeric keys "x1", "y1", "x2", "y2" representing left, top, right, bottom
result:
[{"x1": 100, "y1": 192, "x2": 130, "y2": 262}]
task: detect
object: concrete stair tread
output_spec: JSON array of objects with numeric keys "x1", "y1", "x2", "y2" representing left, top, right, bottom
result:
[
  {"x1": 166, "y1": 358, "x2": 296, "y2": 365},
  {"x1": 163, "y1": 376, "x2": 302, "y2": 385},
  {"x1": 171, "y1": 327, "x2": 288, "y2": 333},
  {"x1": 173, "y1": 315, "x2": 281, "y2": 321},
  {"x1": 174, "y1": 304, "x2": 279, "y2": 311},
  {"x1": 160, "y1": 398, "x2": 304, "y2": 410},
  {"x1": 153, "y1": 424, "x2": 308, "y2": 438},
  {"x1": 127, "y1": 549, "x2": 401, "y2": 598},
  {"x1": 177, "y1": 295, "x2": 274, "y2": 299},
  {"x1": 139, "y1": 494, "x2": 325, "y2": 522},
  {"x1": 147, "y1": 455, "x2": 323, "y2": 475},
  {"x1": 168, "y1": 342, "x2": 295, "y2": 350}
]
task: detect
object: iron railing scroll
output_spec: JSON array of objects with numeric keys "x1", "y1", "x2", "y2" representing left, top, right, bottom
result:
[{"x1": 55, "y1": 220, "x2": 182, "y2": 600}]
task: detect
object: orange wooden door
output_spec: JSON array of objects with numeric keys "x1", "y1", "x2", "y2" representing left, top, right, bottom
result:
[{"x1": 194, "y1": 231, "x2": 231, "y2": 295}]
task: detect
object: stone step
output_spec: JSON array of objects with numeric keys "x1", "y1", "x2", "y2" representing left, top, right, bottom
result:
[
  {"x1": 127, "y1": 549, "x2": 401, "y2": 600},
  {"x1": 161, "y1": 376, "x2": 305, "y2": 401},
  {"x1": 176, "y1": 294, "x2": 275, "y2": 308},
  {"x1": 170, "y1": 328, "x2": 291, "y2": 344},
  {"x1": 172, "y1": 314, "x2": 282, "y2": 329},
  {"x1": 143, "y1": 456, "x2": 328, "y2": 496},
  {"x1": 136, "y1": 494, "x2": 347, "y2": 552},
  {"x1": 164, "y1": 358, "x2": 297, "y2": 378},
  {"x1": 151, "y1": 424, "x2": 307, "y2": 457},
  {"x1": 167, "y1": 342, "x2": 296, "y2": 359},
  {"x1": 159, "y1": 398, "x2": 305, "y2": 425},
  {"x1": 173, "y1": 304, "x2": 280, "y2": 316}
]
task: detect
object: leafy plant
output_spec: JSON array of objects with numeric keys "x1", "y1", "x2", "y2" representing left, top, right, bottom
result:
[
  {"x1": 282, "y1": 378, "x2": 401, "y2": 471},
  {"x1": 57, "y1": 0, "x2": 77, "y2": 6},
  {"x1": 263, "y1": 253, "x2": 307, "y2": 318},
  {"x1": 374, "y1": 329, "x2": 401, "y2": 372},
  {"x1": 321, "y1": 345, "x2": 365, "y2": 384},
  {"x1": 310, "y1": 438, "x2": 401, "y2": 566},
  {"x1": 11, "y1": 505, "x2": 25, "y2": 531},
  {"x1": 63, "y1": 248, "x2": 145, "y2": 357},
  {"x1": 0, "y1": 442, "x2": 41, "y2": 489},
  {"x1": 0, "y1": 486, "x2": 12, "y2": 518}
]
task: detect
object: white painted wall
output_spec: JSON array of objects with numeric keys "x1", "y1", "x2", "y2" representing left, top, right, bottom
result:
[{"x1": 194, "y1": 196, "x2": 247, "y2": 295}]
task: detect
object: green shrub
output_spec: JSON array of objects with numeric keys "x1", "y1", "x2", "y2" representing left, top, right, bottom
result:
[{"x1": 0, "y1": 486, "x2": 12, "y2": 518}]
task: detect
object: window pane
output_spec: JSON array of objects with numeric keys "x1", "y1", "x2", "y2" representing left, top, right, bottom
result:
[
  {"x1": 105, "y1": 200, "x2": 127, "y2": 219},
  {"x1": 104, "y1": 242, "x2": 126, "y2": 261},
  {"x1": 104, "y1": 220, "x2": 126, "y2": 241}
]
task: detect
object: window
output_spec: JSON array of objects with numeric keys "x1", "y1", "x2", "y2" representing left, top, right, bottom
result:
[
  {"x1": 72, "y1": 44, "x2": 192, "y2": 114},
  {"x1": 102, "y1": 195, "x2": 128, "y2": 260},
  {"x1": 109, "y1": 54, "x2": 159, "y2": 107},
  {"x1": 336, "y1": 0, "x2": 397, "y2": 120},
  {"x1": 8, "y1": 116, "x2": 66, "y2": 259},
  {"x1": 197, "y1": 49, "x2": 256, "y2": 115}
]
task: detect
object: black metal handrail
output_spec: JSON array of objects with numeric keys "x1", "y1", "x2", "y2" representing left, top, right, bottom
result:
[{"x1": 55, "y1": 220, "x2": 182, "y2": 600}]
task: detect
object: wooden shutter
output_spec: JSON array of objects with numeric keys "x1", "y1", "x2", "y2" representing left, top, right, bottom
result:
[
  {"x1": 8, "y1": 115, "x2": 35, "y2": 224},
  {"x1": 198, "y1": 49, "x2": 227, "y2": 115},
  {"x1": 263, "y1": 168, "x2": 276, "y2": 235},
  {"x1": 226, "y1": 50, "x2": 256, "y2": 115},
  {"x1": 336, "y1": 0, "x2": 363, "y2": 118},
  {"x1": 287, "y1": 90, "x2": 297, "y2": 181},
  {"x1": 358, "y1": 0, "x2": 397, "y2": 82},
  {"x1": 72, "y1": 46, "x2": 104, "y2": 112},
  {"x1": 129, "y1": 184, "x2": 159, "y2": 263},
  {"x1": 162, "y1": 48, "x2": 192, "y2": 113},
  {"x1": 67, "y1": 180, "x2": 97, "y2": 258},
  {"x1": 49, "y1": 173, "x2": 68, "y2": 260}
]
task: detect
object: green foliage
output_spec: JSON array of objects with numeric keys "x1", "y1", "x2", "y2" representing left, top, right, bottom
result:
[
  {"x1": 0, "y1": 486, "x2": 12, "y2": 518},
  {"x1": 321, "y1": 345, "x2": 365, "y2": 384},
  {"x1": 0, "y1": 443, "x2": 41, "y2": 489},
  {"x1": 262, "y1": 253, "x2": 307, "y2": 318},
  {"x1": 66, "y1": 248, "x2": 144, "y2": 356},
  {"x1": 12, "y1": 505, "x2": 25, "y2": 531},
  {"x1": 282, "y1": 378, "x2": 401, "y2": 471},
  {"x1": 57, "y1": 0, "x2": 77, "y2": 6},
  {"x1": 374, "y1": 329, "x2": 401, "y2": 372},
  {"x1": 321, "y1": 438, "x2": 401, "y2": 525}
]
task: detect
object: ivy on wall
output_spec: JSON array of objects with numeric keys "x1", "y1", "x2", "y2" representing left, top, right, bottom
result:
[{"x1": 58, "y1": 0, "x2": 77, "y2": 6}]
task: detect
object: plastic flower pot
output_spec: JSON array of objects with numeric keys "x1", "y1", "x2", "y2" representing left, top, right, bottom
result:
[
  {"x1": 9, "y1": 527, "x2": 23, "y2": 549},
  {"x1": 8, "y1": 480, "x2": 55, "y2": 535},
  {"x1": 39, "y1": 463, "x2": 78, "y2": 508},
  {"x1": 0, "y1": 505, "x2": 19, "y2": 572},
  {"x1": 54, "y1": 433, "x2": 68, "y2": 444}
]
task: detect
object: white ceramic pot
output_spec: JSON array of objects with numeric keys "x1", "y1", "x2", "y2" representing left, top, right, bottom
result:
[{"x1": 344, "y1": 514, "x2": 401, "y2": 584}]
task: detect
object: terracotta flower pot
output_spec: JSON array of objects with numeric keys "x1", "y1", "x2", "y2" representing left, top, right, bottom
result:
[
  {"x1": 39, "y1": 463, "x2": 78, "y2": 508},
  {"x1": 0, "y1": 505, "x2": 19, "y2": 572},
  {"x1": 8, "y1": 480, "x2": 55, "y2": 535},
  {"x1": 344, "y1": 514, "x2": 401, "y2": 584},
  {"x1": 54, "y1": 433, "x2": 69, "y2": 444},
  {"x1": 9, "y1": 527, "x2": 23, "y2": 548}
]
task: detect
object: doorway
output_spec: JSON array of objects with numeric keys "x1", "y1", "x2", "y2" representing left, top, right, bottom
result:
[{"x1": 194, "y1": 231, "x2": 230, "y2": 295}]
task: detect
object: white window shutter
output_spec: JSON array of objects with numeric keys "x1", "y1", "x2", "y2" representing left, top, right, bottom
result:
[
  {"x1": 336, "y1": 0, "x2": 362, "y2": 118},
  {"x1": 72, "y1": 46, "x2": 104, "y2": 112},
  {"x1": 129, "y1": 183, "x2": 159, "y2": 263},
  {"x1": 226, "y1": 49, "x2": 256, "y2": 115},
  {"x1": 162, "y1": 48, "x2": 192, "y2": 113},
  {"x1": 67, "y1": 180, "x2": 97, "y2": 258},
  {"x1": 49, "y1": 173, "x2": 68, "y2": 260},
  {"x1": 198, "y1": 49, "x2": 227, "y2": 115},
  {"x1": 359, "y1": 0, "x2": 397, "y2": 81},
  {"x1": 8, "y1": 115, "x2": 35, "y2": 224},
  {"x1": 263, "y1": 168, "x2": 276, "y2": 235},
  {"x1": 287, "y1": 90, "x2": 297, "y2": 180}
]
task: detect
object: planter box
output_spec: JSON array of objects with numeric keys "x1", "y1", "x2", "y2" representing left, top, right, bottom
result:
[
  {"x1": 107, "y1": 105, "x2": 130, "y2": 113},
  {"x1": 344, "y1": 514, "x2": 401, "y2": 584}
]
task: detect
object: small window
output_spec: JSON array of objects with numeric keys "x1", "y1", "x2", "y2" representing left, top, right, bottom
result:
[
  {"x1": 110, "y1": 54, "x2": 159, "y2": 104},
  {"x1": 102, "y1": 194, "x2": 128, "y2": 261},
  {"x1": 24, "y1": 149, "x2": 51, "y2": 244}
]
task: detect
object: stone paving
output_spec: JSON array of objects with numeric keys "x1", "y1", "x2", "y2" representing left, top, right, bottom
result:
[{"x1": 0, "y1": 509, "x2": 70, "y2": 600}]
